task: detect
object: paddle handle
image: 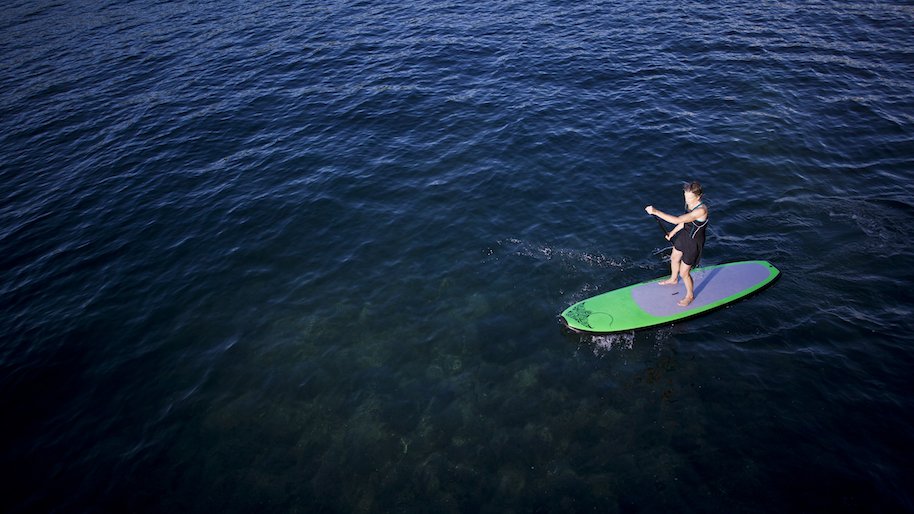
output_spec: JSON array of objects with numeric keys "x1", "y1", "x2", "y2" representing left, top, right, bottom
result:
[{"x1": 654, "y1": 216, "x2": 669, "y2": 238}]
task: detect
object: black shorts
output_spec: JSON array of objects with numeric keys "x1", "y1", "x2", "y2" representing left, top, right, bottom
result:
[{"x1": 672, "y1": 231, "x2": 703, "y2": 267}]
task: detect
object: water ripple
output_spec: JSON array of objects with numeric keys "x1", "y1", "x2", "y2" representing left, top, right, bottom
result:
[{"x1": 2, "y1": 0, "x2": 914, "y2": 511}]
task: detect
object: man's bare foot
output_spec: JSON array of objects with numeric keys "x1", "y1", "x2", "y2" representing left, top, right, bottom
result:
[
  {"x1": 677, "y1": 296, "x2": 694, "y2": 307},
  {"x1": 658, "y1": 278, "x2": 678, "y2": 286}
]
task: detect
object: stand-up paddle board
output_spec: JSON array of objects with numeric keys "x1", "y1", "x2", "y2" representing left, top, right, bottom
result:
[{"x1": 560, "y1": 260, "x2": 779, "y2": 334}]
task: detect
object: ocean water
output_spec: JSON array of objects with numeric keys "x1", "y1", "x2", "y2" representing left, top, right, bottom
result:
[{"x1": 2, "y1": 0, "x2": 913, "y2": 512}]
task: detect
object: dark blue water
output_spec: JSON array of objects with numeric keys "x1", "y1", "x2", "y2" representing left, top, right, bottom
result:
[{"x1": 3, "y1": 0, "x2": 914, "y2": 511}]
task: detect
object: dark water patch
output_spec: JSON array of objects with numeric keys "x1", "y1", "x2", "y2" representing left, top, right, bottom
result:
[{"x1": 3, "y1": 0, "x2": 914, "y2": 511}]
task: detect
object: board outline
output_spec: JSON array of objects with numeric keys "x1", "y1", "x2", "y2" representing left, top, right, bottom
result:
[{"x1": 559, "y1": 260, "x2": 781, "y2": 335}]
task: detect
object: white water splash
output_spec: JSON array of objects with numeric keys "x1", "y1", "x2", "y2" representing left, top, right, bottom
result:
[{"x1": 588, "y1": 332, "x2": 636, "y2": 355}]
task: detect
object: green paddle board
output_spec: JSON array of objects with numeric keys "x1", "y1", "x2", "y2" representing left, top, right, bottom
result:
[{"x1": 560, "y1": 260, "x2": 780, "y2": 334}]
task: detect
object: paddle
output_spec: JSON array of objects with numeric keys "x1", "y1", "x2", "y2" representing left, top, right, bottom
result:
[
  {"x1": 649, "y1": 215, "x2": 673, "y2": 257},
  {"x1": 653, "y1": 216, "x2": 669, "y2": 239}
]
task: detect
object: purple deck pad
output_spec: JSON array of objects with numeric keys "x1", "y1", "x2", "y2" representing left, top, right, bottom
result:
[{"x1": 631, "y1": 262, "x2": 772, "y2": 317}]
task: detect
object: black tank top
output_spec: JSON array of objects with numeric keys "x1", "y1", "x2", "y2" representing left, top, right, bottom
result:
[{"x1": 688, "y1": 202, "x2": 708, "y2": 245}]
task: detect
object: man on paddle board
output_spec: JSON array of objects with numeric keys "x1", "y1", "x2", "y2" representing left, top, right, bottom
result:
[{"x1": 645, "y1": 181, "x2": 709, "y2": 307}]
